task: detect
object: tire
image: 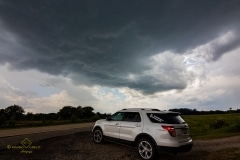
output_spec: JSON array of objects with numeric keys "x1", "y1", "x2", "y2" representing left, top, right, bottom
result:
[
  {"x1": 93, "y1": 128, "x2": 104, "y2": 144},
  {"x1": 137, "y1": 138, "x2": 157, "y2": 160}
]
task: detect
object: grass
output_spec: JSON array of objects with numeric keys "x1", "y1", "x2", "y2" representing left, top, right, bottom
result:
[{"x1": 183, "y1": 113, "x2": 240, "y2": 139}]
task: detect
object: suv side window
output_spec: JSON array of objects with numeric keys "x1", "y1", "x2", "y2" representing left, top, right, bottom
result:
[
  {"x1": 110, "y1": 112, "x2": 124, "y2": 121},
  {"x1": 147, "y1": 113, "x2": 185, "y2": 124},
  {"x1": 123, "y1": 112, "x2": 141, "y2": 122}
]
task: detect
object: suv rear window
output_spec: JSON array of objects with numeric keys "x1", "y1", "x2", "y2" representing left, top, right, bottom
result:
[
  {"x1": 147, "y1": 113, "x2": 185, "y2": 124},
  {"x1": 123, "y1": 112, "x2": 141, "y2": 122}
]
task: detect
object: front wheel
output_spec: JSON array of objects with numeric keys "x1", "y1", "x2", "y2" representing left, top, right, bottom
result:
[
  {"x1": 93, "y1": 128, "x2": 104, "y2": 144},
  {"x1": 137, "y1": 138, "x2": 157, "y2": 160}
]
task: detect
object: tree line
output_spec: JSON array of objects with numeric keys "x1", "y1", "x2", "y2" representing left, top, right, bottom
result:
[
  {"x1": 1, "y1": 105, "x2": 239, "y2": 127},
  {"x1": 0, "y1": 104, "x2": 108, "y2": 127},
  {"x1": 169, "y1": 108, "x2": 240, "y2": 115}
]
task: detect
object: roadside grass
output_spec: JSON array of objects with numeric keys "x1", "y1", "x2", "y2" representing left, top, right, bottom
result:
[{"x1": 183, "y1": 113, "x2": 240, "y2": 139}]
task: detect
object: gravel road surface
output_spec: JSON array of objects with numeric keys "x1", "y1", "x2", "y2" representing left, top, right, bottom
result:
[
  {"x1": 0, "y1": 124, "x2": 240, "y2": 160},
  {"x1": 0, "y1": 123, "x2": 94, "y2": 149}
]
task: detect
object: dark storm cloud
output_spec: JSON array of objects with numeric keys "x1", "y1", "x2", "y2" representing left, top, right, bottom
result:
[
  {"x1": 0, "y1": 0, "x2": 240, "y2": 94},
  {"x1": 211, "y1": 31, "x2": 240, "y2": 61}
]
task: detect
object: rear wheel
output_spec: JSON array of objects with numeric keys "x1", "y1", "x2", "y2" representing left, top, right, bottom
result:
[
  {"x1": 137, "y1": 138, "x2": 157, "y2": 160},
  {"x1": 93, "y1": 128, "x2": 104, "y2": 144}
]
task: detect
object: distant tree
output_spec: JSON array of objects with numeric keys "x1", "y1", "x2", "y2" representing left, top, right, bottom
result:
[
  {"x1": 81, "y1": 106, "x2": 95, "y2": 119},
  {"x1": 25, "y1": 112, "x2": 34, "y2": 121},
  {"x1": 33, "y1": 113, "x2": 43, "y2": 121},
  {"x1": 8, "y1": 115, "x2": 16, "y2": 127},
  {"x1": 169, "y1": 108, "x2": 230, "y2": 115},
  {"x1": 227, "y1": 107, "x2": 234, "y2": 113},
  {"x1": 0, "y1": 109, "x2": 4, "y2": 114},
  {"x1": 71, "y1": 114, "x2": 77, "y2": 123},
  {"x1": 46, "y1": 113, "x2": 58, "y2": 120},
  {"x1": 41, "y1": 115, "x2": 46, "y2": 124},
  {"x1": 214, "y1": 110, "x2": 225, "y2": 114},
  {"x1": 58, "y1": 106, "x2": 75, "y2": 120},
  {"x1": 169, "y1": 108, "x2": 193, "y2": 115},
  {"x1": 96, "y1": 112, "x2": 108, "y2": 119},
  {"x1": 0, "y1": 109, "x2": 7, "y2": 126},
  {"x1": 4, "y1": 105, "x2": 25, "y2": 120},
  {"x1": 71, "y1": 107, "x2": 77, "y2": 116},
  {"x1": 91, "y1": 112, "x2": 108, "y2": 121},
  {"x1": 76, "y1": 106, "x2": 83, "y2": 118},
  {"x1": 236, "y1": 109, "x2": 240, "y2": 113}
]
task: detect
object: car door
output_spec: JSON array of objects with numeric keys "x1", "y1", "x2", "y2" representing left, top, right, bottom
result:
[
  {"x1": 119, "y1": 112, "x2": 143, "y2": 141},
  {"x1": 103, "y1": 112, "x2": 124, "y2": 139}
]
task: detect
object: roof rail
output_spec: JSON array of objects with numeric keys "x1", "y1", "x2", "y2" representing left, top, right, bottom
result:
[{"x1": 121, "y1": 108, "x2": 161, "y2": 111}]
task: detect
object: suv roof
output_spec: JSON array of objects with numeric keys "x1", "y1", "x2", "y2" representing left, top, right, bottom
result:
[
  {"x1": 121, "y1": 108, "x2": 161, "y2": 111},
  {"x1": 120, "y1": 108, "x2": 179, "y2": 114}
]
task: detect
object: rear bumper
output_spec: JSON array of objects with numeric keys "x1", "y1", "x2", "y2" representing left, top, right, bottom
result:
[{"x1": 157, "y1": 142, "x2": 193, "y2": 153}]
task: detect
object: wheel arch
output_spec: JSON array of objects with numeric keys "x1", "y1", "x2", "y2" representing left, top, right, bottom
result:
[
  {"x1": 93, "y1": 125, "x2": 103, "y2": 132},
  {"x1": 134, "y1": 133, "x2": 158, "y2": 147}
]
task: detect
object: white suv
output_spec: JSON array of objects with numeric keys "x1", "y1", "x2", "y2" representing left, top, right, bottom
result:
[{"x1": 92, "y1": 108, "x2": 193, "y2": 160}]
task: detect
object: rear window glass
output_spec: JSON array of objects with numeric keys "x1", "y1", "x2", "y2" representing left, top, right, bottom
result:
[{"x1": 146, "y1": 113, "x2": 185, "y2": 124}]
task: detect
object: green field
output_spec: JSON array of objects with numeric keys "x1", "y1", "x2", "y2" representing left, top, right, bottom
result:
[{"x1": 183, "y1": 113, "x2": 240, "y2": 139}]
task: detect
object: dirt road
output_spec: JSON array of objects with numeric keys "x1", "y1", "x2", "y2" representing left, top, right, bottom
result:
[
  {"x1": 0, "y1": 122, "x2": 94, "y2": 149},
  {"x1": 1, "y1": 130, "x2": 240, "y2": 160},
  {"x1": 0, "y1": 123, "x2": 94, "y2": 137}
]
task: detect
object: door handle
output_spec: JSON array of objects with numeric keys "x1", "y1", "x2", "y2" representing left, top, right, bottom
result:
[
  {"x1": 135, "y1": 124, "x2": 141, "y2": 127},
  {"x1": 115, "y1": 123, "x2": 119, "y2": 126}
]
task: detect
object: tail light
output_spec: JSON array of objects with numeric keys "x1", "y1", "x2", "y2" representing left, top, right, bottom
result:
[{"x1": 162, "y1": 125, "x2": 176, "y2": 137}]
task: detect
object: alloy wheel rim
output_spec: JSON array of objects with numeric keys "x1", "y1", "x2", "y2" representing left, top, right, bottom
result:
[
  {"x1": 138, "y1": 141, "x2": 152, "y2": 159},
  {"x1": 94, "y1": 130, "x2": 102, "y2": 142}
]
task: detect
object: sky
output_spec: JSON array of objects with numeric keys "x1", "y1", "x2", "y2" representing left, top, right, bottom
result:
[{"x1": 0, "y1": 0, "x2": 240, "y2": 114}]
